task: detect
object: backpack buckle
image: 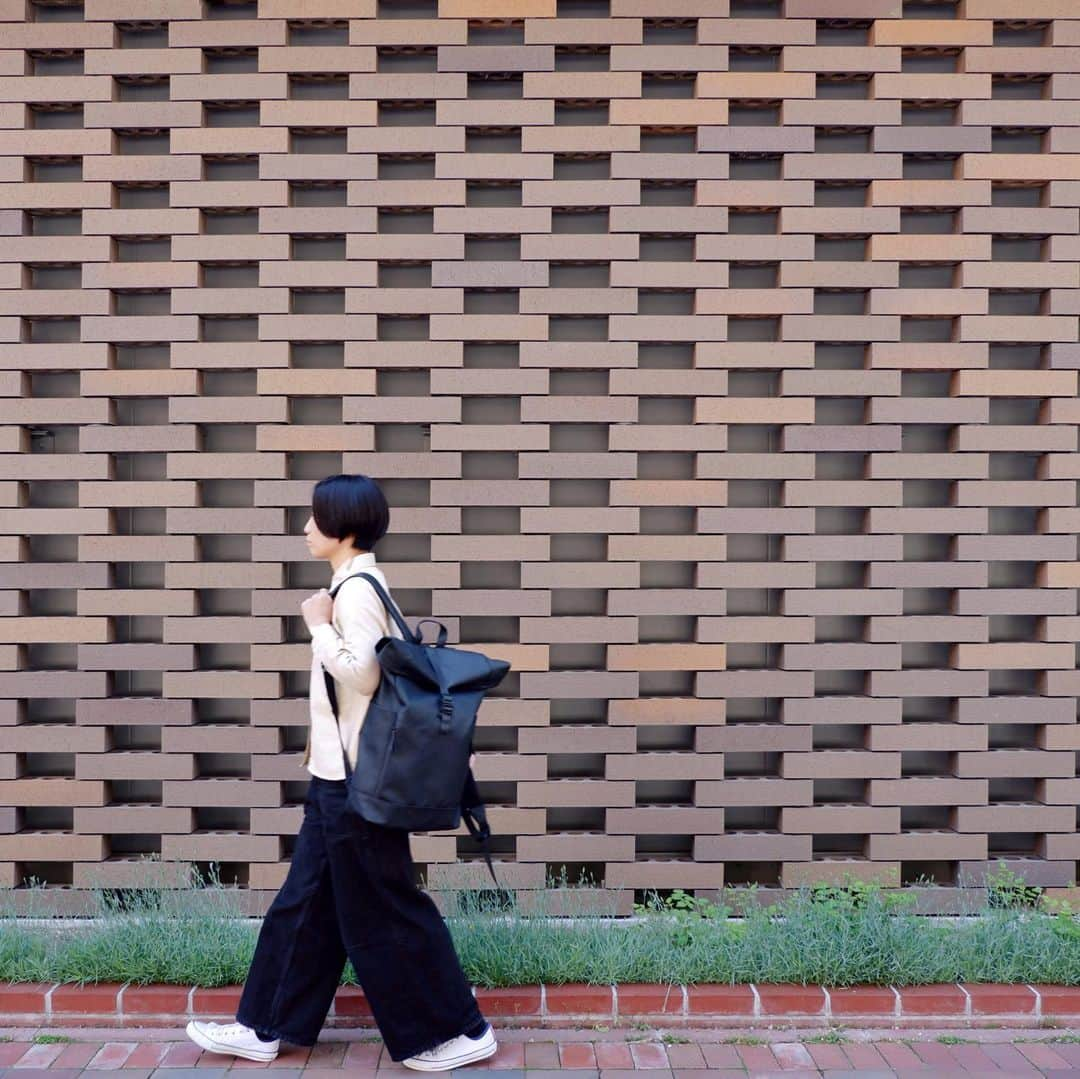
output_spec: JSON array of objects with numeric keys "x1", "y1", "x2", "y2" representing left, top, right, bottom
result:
[{"x1": 438, "y1": 693, "x2": 454, "y2": 731}]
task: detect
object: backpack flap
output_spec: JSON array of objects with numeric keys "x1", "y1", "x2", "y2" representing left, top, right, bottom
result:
[{"x1": 376, "y1": 633, "x2": 511, "y2": 697}]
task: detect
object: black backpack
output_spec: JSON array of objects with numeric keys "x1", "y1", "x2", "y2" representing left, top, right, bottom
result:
[{"x1": 321, "y1": 571, "x2": 511, "y2": 887}]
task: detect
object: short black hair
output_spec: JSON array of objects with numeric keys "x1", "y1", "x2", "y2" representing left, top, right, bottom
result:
[{"x1": 311, "y1": 474, "x2": 389, "y2": 552}]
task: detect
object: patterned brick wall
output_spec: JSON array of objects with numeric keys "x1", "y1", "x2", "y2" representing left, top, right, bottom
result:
[{"x1": 2, "y1": 0, "x2": 1079, "y2": 916}]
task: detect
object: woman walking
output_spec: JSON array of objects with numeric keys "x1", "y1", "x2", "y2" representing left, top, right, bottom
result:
[{"x1": 186, "y1": 474, "x2": 497, "y2": 1070}]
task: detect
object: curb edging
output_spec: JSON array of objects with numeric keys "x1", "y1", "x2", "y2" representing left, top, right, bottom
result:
[{"x1": 0, "y1": 980, "x2": 1076, "y2": 1031}]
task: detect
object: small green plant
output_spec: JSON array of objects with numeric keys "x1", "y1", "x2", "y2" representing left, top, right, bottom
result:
[
  {"x1": 808, "y1": 872, "x2": 913, "y2": 915},
  {"x1": 659, "y1": 1032, "x2": 690, "y2": 1044},
  {"x1": 722, "y1": 1034, "x2": 765, "y2": 1045},
  {"x1": 936, "y1": 1034, "x2": 970, "y2": 1044},
  {"x1": 1043, "y1": 895, "x2": 1080, "y2": 943},
  {"x1": 721, "y1": 880, "x2": 761, "y2": 917},
  {"x1": 632, "y1": 887, "x2": 729, "y2": 948},
  {"x1": 809, "y1": 878, "x2": 875, "y2": 912},
  {"x1": 805, "y1": 1027, "x2": 848, "y2": 1044},
  {"x1": 986, "y1": 862, "x2": 1043, "y2": 909},
  {"x1": 32, "y1": 1034, "x2": 73, "y2": 1044}
]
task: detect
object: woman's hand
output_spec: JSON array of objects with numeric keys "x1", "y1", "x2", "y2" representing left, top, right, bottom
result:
[{"x1": 301, "y1": 588, "x2": 334, "y2": 632}]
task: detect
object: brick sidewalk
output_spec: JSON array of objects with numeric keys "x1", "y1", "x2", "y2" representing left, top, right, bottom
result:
[{"x1": 3, "y1": 1023, "x2": 1080, "y2": 1077}]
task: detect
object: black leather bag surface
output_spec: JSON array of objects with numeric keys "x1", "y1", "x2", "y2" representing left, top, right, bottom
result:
[{"x1": 321, "y1": 570, "x2": 510, "y2": 887}]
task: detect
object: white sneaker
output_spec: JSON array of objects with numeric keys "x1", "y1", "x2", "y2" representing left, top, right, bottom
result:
[
  {"x1": 402, "y1": 1022, "x2": 497, "y2": 1071},
  {"x1": 185, "y1": 1019, "x2": 280, "y2": 1062}
]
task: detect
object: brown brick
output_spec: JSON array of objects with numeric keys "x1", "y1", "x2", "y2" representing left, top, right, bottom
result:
[{"x1": 4, "y1": 3, "x2": 1080, "y2": 912}]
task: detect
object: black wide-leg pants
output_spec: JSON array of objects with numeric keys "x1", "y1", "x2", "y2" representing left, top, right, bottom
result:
[{"x1": 235, "y1": 774, "x2": 486, "y2": 1061}]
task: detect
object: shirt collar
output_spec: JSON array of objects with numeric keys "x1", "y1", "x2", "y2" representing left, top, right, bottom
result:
[{"x1": 330, "y1": 550, "x2": 377, "y2": 588}]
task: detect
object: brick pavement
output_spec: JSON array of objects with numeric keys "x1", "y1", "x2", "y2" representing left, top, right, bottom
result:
[{"x1": 3, "y1": 1023, "x2": 1080, "y2": 1077}]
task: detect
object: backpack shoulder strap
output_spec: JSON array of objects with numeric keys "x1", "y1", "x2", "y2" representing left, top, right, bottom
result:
[{"x1": 329, "y1": 570, "x2": 417, "y2": 643}]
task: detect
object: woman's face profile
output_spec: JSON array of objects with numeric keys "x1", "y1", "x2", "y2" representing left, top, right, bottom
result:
[{"x1": 303, "y1": 513, "x2": 354, "y2": 561}]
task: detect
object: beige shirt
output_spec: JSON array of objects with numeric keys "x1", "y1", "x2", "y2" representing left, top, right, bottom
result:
[{"x1": 303, "y1": 550, "x2": 406, "y2": 780}]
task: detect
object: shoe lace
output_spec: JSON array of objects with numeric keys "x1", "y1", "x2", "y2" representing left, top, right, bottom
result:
[
  {"x1": 222, "y1": 1022, "x2": 261, "y2": 1038},
  {"x1": 420, "y1": 1034, "x2": 459, "y2": 1057}
]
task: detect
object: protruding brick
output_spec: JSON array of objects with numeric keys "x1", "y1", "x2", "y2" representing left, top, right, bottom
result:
[
  {"x1": 191, "y1": 985, "x2": 243, "y2": 1016},
  {"x1": 964, "y1": 983, "x2": 1038, "y2": 1015},
  {"x1": 685, "y1": 983, "x2": 755, "y2": 1016},
  {"x1": 474, "y1": 986, "x2": 541, "y2": 1017},
  {"x1": 615, "y1": 982, "x2": 684, "y2": 1016},
  {"x1": 51, "y1": 982, "x2": 125, "y2": 1015},
  {"x1": 897, "y1": 984, "x2": 968, "y2": 1016},
  {"x1": 120, "y1": 984, "x2": 191, "y2": 1015},
  {"x1": 332, "y1": 985, "x2": 374, "y2": 1018},
  {"x1": 827, "y1": 986, "x2": 898, "y2": 1016},
  {"x1": 544, "y1": 983, "x2": 614, "y2": 1016},
  {"x1": 756, "y1": 983, "x2": 827, "y2": 1017},
  {"x1": 0, "y1": 982, "x2": 55, "y2": 1014},
  {"x1": 1032, "y1": 985, "x2": 1080, "y2": 1016}
]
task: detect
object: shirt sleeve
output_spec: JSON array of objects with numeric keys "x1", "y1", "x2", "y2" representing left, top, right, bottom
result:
[{"x1": 310, "y1": 578, "x2": 388, "y2": 697}]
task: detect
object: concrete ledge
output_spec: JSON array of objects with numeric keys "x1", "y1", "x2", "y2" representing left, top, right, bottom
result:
[{"x1": 1, "y1": 980, "x2": 1077, "y2": 1031}]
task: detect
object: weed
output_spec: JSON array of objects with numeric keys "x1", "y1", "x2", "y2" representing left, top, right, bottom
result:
[
  {"x1": 632, "y1": 888, "x2": 730, "y2": 950},
  {"x1": 809, "y1": 870, "x2": 912, "y2": 915},
  {"x1": 804, "y1": 1027, "x2": 848, "y2": 1043},
  {"x1": 986, "y1": 862, "x2": 1043, "y2": 910},
  {"x1": 659, "y1": 1032, "x2": 690, "y2": 1044}
]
